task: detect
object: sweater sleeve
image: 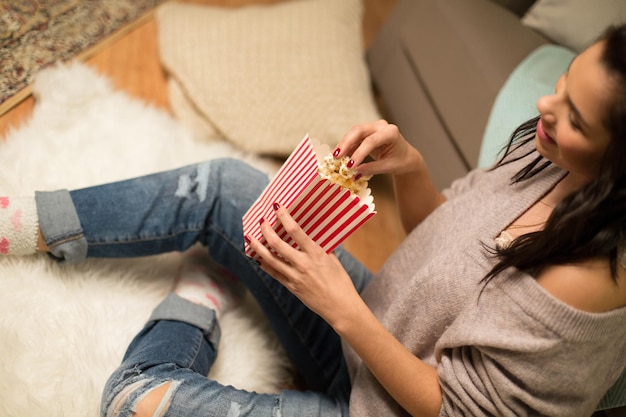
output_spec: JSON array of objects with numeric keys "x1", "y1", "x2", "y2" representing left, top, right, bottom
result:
[{"x1": 435, "y1": 273, "x2": 626, "y2": 417}]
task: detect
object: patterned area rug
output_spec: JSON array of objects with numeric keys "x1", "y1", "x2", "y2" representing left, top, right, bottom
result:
[{"x1": 0, "y1": 0, "x2": 168, "y2": 112}]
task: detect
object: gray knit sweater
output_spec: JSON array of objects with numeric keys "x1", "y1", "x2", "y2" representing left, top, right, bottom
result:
[{"x1": 344, "y1": 148, "x2": 626, "y2": 416}]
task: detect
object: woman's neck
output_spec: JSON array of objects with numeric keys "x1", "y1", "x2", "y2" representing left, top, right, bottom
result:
[{"x1": 543, "y1": 173, "x2": 588, "y2": 206}]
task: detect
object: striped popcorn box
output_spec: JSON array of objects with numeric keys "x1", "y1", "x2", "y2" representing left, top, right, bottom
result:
[{"x1": 243, "y1": 134, "x2": 376, "y2": 260}]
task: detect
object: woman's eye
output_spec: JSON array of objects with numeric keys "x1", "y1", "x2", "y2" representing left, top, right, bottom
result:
[{"x1": 569, "y1": 114, "x2": 581, "y2": 131}]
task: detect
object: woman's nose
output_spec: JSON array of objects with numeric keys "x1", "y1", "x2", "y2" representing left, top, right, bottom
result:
[{"x1": 536, "y1": 94, "x2": 557, "y2": 123}]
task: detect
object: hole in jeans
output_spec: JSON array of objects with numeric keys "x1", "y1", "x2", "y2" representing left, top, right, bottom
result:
[{"x1": 108, "y1": 380, "x2": 178, "y2": 417}]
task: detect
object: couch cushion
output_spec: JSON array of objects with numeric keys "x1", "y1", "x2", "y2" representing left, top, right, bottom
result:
[
  {"x1": 598, "y1": 369, "x2": 626, "y2": 410},
  {"x1": 156, "y1": 0, "x2": 380, "y2": 156},
  {"x1": 522, "y1": 0, "x2": 626, "y2": 52}
]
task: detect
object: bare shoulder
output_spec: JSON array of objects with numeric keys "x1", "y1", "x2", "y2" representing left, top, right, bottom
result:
[{"x1": 536, "y1": 258, "x2": 626, "y2": 313}]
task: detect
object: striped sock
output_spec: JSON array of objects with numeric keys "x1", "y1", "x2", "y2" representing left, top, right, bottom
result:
[{"x1": 0, "y1": 196, "x2": 39, "y2": 255}]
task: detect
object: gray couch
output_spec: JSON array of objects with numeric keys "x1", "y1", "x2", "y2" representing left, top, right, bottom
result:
[{"x1": 367, "y1": 0, "x2": 547, "y2": 189}]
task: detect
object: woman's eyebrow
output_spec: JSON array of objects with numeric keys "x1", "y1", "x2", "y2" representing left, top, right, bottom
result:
[
  {"x1": 566, "y1": 93, "x2": 590, "y2": 130},
  {"x1": 562, "y1": 68, "x2": 590, "y2": 131}
]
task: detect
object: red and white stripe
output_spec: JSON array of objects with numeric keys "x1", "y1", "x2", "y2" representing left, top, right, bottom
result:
[{"x1": 242, "y1": 135, "x2": 376, "y2": 259}]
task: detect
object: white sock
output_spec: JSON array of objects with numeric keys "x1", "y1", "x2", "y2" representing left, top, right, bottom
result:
[
  {"x1": 174, "y1": 247, "x2": 244, "y2": 316},
  {"x1": 0, "y1": 196, "x2": 39, "y2": 255}
]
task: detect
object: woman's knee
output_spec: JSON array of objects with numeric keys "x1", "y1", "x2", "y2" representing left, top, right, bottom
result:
[
  {"x1": 133, "y1": 382, "x2": 173, "y2": 417},
  {"x1": 102, "y1": 377, "x2": 178, "y2": 417},
  {"x1": 214, "y1": 158, "x2": 269, "y2": 194}
]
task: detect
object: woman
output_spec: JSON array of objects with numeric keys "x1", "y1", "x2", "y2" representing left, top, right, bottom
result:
[{"x1": 2, "y1": 24, "x2": 625, "y2": 417}]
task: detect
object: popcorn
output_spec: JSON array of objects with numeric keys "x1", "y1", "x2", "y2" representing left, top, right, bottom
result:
[
  {"x1": 243, "y1": 135, "x2": 376, "y2": 260},
  {"x1": 318, "y1": 154, "x2": 372, "y2": 195}
]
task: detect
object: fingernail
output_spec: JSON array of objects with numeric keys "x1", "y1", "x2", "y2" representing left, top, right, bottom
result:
[
  {"x1": 244, "y1": 235, "x2": 251, "y2": 244},
  {"x1": 354, "y1": 173, "x2": 362, "y2": 181},
  {"x1": 333, "y1": 148, "x2": 341, "y2": 158},
  {"x1": 273, "y1": 202, "x2": 280, "y2": 211},
  {"x1": 347, "y1": 159, "x2": 355, "y2": 168},
  {"x1": 259, "y1": 218, "x2": 265, "y2": 225}
]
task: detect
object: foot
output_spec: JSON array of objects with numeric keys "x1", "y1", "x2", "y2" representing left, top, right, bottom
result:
[
  {"x1": 174, "y1": 247, "x2": 245, "y2": 316},
  {"x1": 0, "y1": 196, "x2": 39, "y2": 255}
]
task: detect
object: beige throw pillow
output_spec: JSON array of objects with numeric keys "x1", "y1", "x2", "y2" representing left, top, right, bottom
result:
[
  {"x1": 156, "y1": 0, "x2": 380, "y2": 156},
  {"x1": 522, "y1": 0, "x2": 626, "y2": 52}
]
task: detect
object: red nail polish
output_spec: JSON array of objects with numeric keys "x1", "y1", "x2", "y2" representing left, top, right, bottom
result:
[
  {"x1": 259, "y1": 218, "x2": 265, "y2": 225},
  {"x1": 347, "y1": 159, "x2": 355, "y2": 168},
  {"x1": 273, "y1": 202, "x2": 280, "y2": 211},
  {"x1": 333, "y1": 148, "x2": 341, "y2": 158},
  {"x1": 244, "y1": 235, "x2": 251, "y2": 244},
  {"x1": 354, "y1": 173, "x2": 362, "y2": 181}
]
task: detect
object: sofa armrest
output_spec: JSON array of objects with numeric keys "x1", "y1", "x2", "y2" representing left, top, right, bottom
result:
[
  {"x1": 368, "y1": 0, "x2": 548, "y2": 188},
  {"x1": 488, "y1": 0, "x2": 537, "y2": 16}
]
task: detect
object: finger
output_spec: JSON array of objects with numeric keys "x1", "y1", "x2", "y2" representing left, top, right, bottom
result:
[
  {"x1": 247, "y1": 231, "x2": 294, "y2": 278},
  {"x1": 349, "y1": 123, "x2": 401, "y2": 167},
  {"x1": 334, "y1": 120, "x2": 389, "y2": 159},
  {"x1": 349, "y1": 159, "x2": 391, "y2": 177},
  {"x1": 257, "y1": 257, "x2": 290, "y2": 285},
  {"x1": 271, "y1": 204, "x2": 321, "y2": 254},
  {"x1": 339, "y1": 122, "x2": 399, "y2": 172},
  {"x1": 258, "y1": 214, "x2": 308, "y2": 264}
]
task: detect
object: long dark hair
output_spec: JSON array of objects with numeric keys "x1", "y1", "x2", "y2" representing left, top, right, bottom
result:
[{"x1": 484, "y1": 24, "x2": 626, "y2": 283}]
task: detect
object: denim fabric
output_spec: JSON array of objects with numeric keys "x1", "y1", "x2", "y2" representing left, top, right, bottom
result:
[
  {"x1": 36, "y1": 158, "x2": 374, "y2": 416},
  {"x1": 102, "y1": 294, "x2": 347, "y2": 417},
  {"x1": 35, "y1": 189, "x2": 88, "y2": 263}
]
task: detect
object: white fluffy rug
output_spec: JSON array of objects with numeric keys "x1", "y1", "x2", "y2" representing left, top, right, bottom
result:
[{"x1": 0, "y1": 63, "x2": 291, "y2": 417}]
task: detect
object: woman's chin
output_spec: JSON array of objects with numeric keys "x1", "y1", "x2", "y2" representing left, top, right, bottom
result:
[{"x1": 535, "y1": 135, "x2": 558, "y2": 165}]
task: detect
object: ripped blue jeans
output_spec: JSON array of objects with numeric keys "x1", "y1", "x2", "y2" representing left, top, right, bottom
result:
[{"x1": 34, "y1": 159, "x2": 374, "y2": 417}]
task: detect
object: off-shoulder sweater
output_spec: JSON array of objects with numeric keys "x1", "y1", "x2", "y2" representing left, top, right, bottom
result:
[{"x1": 343, "y1": 148, "x2": 626, "y2": 417}]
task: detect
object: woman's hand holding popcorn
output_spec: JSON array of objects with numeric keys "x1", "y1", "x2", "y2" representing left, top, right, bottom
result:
[{"x1": 246, "y1": 203, "x2": 362, "y2": 328}]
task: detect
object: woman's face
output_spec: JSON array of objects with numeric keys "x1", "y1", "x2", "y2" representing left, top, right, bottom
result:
[{"x1": 535, "y1": 41, "x2": 614, "y2": 183}]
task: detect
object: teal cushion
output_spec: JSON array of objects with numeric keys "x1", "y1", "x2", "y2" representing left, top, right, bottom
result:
[
  {"x1": 598, "y1": 370, "x2": 626, "y2": 411},
  {"x1": 477, "y1": 44, "x2": 576, "y2": 168},
  {"x1": 479, "y1": 43, "x2": 626, "y2": 412}
]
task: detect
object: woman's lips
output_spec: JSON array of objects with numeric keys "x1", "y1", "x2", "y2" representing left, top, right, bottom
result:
[{"x1": 537, "y1": 119, "x2": 556, "y2": 145}]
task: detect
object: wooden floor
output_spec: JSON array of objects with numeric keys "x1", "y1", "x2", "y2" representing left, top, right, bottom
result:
[{"x1": 0, "y1": 0, "x2": 404, "y2": 273}]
